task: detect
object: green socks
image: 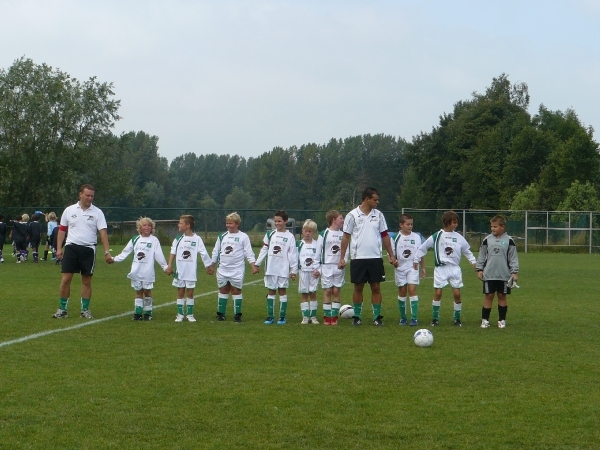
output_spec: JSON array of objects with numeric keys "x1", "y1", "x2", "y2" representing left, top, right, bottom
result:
[
  {"x1": 398, "y1": 297, "x2": 407, "y2": 319},
  {"x1": 81, "y1": 298, "x2": 90, "y2": 311}
]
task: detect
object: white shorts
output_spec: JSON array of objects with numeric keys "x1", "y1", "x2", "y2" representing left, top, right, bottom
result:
[
  {"x1": 172, "y1": 279, "x2": 196, "y2": 289},
  {"x1": 298, "y1": 271, "x2": 319, "y2": 294},
  {"x1": 394, "y1": 267, "x2": 420, "y2": 287},
  {"x1": 216, "y1": 271, "x2": 244, "y2": 290},
  {"x1": 264, "y1": 275, "x2": 289, "y2": 290},
  {"x1": 433, "y1": 265, "x2": 463, "y2": 289},
  {"x1": 320, "y1": 264, "x2": 345, "y2": 289},
  {"x1": 131, "y1": 280, "x2": 154, "y2": 291}
]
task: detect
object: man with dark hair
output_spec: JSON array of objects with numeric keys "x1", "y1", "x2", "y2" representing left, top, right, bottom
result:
[{"x1": 338, "y1": 187, "x2": 397, "y2": 326}]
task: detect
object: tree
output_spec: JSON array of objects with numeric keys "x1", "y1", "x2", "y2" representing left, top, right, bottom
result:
[{"x1": 556, "y1": 180, "x2": 600, "y2": 212}]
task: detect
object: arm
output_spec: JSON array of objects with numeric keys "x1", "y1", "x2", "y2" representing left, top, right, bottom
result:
[
  {"x1": 196, "y1": 239, "x2": 214, "y2": 274},
  {"x1": 413, "y1": 237, "x2": 432, "y2": 269},
  {"x1": 56, "y1": 228, "x2": 66, "y2": 259},
  {"x1": 153, "y1": 238, "x2": 169, "y2": 271},
  {"x1": 382, "y1": 233, "x2": 397, "y2": 267},
  {"x1": 288, "y1": 238, "x2": 298, "y2": 279},
  {"x1": 113, "y1": 239, "x2": 135, "y2": 263},
  {"x1": 242, "y1": 235, "x2": 259, "y2": 274},
  {"x1": 508, "y1": 239, "x2": 519, "y2": 281},
  {"x1": 476, "y1": 238, "x2": 488, "y2": 280},
  {"x1": 99, "y1": 228, "x2": 113, "y2": 264},
  {"x1": 338, "y1": 232, "x2": 350, "y2": 269}
]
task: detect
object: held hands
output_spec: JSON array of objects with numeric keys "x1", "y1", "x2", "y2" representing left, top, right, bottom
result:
[
  {"x1": 105, "y1": 253, "x2": 114, "y2": 264},
  {"x1": 251, "y1": 263, "x2": 260, "y2": 275},
  {"x1": 290, "y1": 273, "x2": 296, "y2": 281},
  {"x1": 206, "y1": 265, "x2": 215, "y2": 276},
  {"x1": 312, "y1": 269, "x2": 320, "y2": 279},
  {"x1": 165, "y1": 267, "x2": 173, "y2": 276},
  {"x1": 338, "y1": 260, "x2": 346, "y2": 270}
]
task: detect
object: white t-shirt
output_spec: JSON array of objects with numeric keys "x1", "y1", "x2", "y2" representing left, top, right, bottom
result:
[
  {"x1": 415, "y1": 230, "x2": 476, "y2": 267},
  {"x1": 212, "y1": 231, "x2": 256, "y2": 277},
  {"x1": 113, "y1": 235, "x2": 168, "y2": 282},
  {"x1": 319, "y1": 228, "x2": 348, "y2": 265},
  {"x1": 297, "y1": 238, "x2": 322, "y2": 272},
  {"x1": 256, "y1": 230, "x2": 298, "y2": 277},
  {"x1": 343, "y1": 207, "x2": 388, "y2": 259},
  {"x1": 60, "y1": 203, "x2": 107, "y2": 248},
  {"x1": 170, "y1": 233, "x2": 212, "y2": 282},
  {"x1": 393, "y1": 231, "x2": 423, "y2": 271}
]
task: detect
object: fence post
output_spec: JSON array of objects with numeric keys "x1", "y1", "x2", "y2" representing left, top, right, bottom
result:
[{"x1": 525, "y1": 211, "x2": 528, "y2": 254}]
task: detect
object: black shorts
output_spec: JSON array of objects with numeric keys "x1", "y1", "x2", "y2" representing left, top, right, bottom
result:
[
  {"x1": 13, "y1": 240, "x2": 27, "y2": 251},
  {"x1": 30, "y1": 239, "x2": 41, "y2": 248},
  {"x1": 350, "y1": 258, "x2": 385, "y2": 284},
  {"x1": 483, "y1": 279, "x2": 511, "y2": 295},
  {"x1": 62, "y1": 244, "x2": 96, "y2": 276}
]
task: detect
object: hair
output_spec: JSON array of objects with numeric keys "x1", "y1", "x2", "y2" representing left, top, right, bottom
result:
[
  {"x1": 399, "y1": 214, "x2": 413, "y2": 224},
  {"x1": 361, "y1": 187, "x2": 379, "y2": 201},
  {"x1": 325, "y1": 210, "x2": 341, "y2": 226},
  {"x1": 21, "y1": 213, "x2": 30, "y2": 222},
  {"x1": 136, "y1": 217, "x2": 155, "y2": 234},
  {"x1": 490, "y1": 215, "x2": 506, "y2": 227},
  {"x1": 47, "y1": 212, "x2": 57, "y2": 221},
  {"x1": 32, "y1": 213, "x2": 40, "y2": 221},
  {"x1": 442, "y1": 211, "x2": 459, "y2": 227},
  {"x1": 225, "y1": 212, "x2": 241, "y2": 224},
  {"x1": 0, "y1": 214, "x2": 4, "y2": 221},
  {"x1": 15, "y1": 214, "x2": 22, "y2": 221},
  {"x1": 302, "y1": 219, "x2": 317, "y2": 232},
  {"x1": 274, "y1": 210, "x2": 288, "y2": 222},
  {"x1": 79, "y1": 184, "x2": 95, "y2": 193},
  {"x1": 180, "y1": 214, "x2": 195, "y2": 230}
]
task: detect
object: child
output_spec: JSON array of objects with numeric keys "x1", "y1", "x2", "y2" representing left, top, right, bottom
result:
[
  {"x1": 42, "y1": 212, "x2": 58, "y2": 261},
  {"x1": 167, "y1": 215, "x2": 214, "y2": 322},
  {"x1": 0, "y1": 214, "x2": 6, "y2": 263},
  {"x1": 29, "y1": 213, "x2": 42, "y2": 263},
  {"x1": 113, "y1": 217, "x2": 171, "y2": 321},
  {"x1": 414, "y1": 211, "x2": 476, "y2": 327},
  {"x1": 319, "y1": 210, "x2": 347, "y2": 325},
  {"x1": 297, "y1": 219, "x2": 322, "y2": 324},
  {"x1": 9, "y1": 215, "x2": 29, "y2": 263},
  {"x1": 212, "y1": 212, "x2": 258, "y2": 323},
  {"x1": 476, "y1": 215, "x2": 519, "y2": 329},
  {"x1": 393, "y1": 214, "x2": 425, "y2": 326},
  {"x1": 255, "y1": 210, "x2": 298, "y2": 325}
]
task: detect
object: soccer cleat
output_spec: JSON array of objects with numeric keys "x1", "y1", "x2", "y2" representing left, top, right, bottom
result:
[
  {"x1": 330, "y1": 316, "x2": 338, "y2": 326},
  {"x1": 373, "y1": 315, "x2": 384, "y2": 326},
  {"x1": 352, "y1": 316, "x2": 362, "y2": 326},
  {"x1": 498, "y1": 320, "x2": 506, "y2": 329},
  {"x1": 409, "y1": 319, "x2": 419, "y2": 326},
  {"x1": 143, "y1": 314, "x2": 152, "y2": 321},
  {"x1": 233, "y1": 313, "x2": 242, "y2": 323},
  {"x1": 481, "y1": 319, "x2": 490, "y2": 328},
  {"x1": 399, "y1": 318, "x2": 408, "y2": 326},
  {"x1": 186, "y1": 315, "x2": 197, "y2": 323},
  {"x1": 80, "y1": 310, "x2": 93, "y2": 319},
  {"x1": 175, "y1": 314, "x2": 185, "y2": 322},
  {"x1": 301, "y1": 317, "x2": 310, "y2": 324},
  {"x1": 309, "y1": 316, "x2": 319, "y2": 325},
  {"x1": 132, "y1": 314, "x2": 143, "y2": 321},
  {"x1": 323, "y1": 316, "x2": 331, "y2": 325},
  {"x1": 430, "y1": 319, "x2": 439, "y2": 326},
  {"x1": 40, "y1": 258, "x2": 46, "y2": 261},
  {"x1": 0, "y1": 257, "x2": 4, "y2": 263},
  {"x1": 277, "y1": 317, "x2": 287, "y2": 325},
  {"x1": 264, "y1": 317, "x2": 275, "y2": 325},
  {"x1": 52, "y1": 309, "x2": 68, "y2": 318},
  {"x1": 216, "y1": 312, "x2": 226, "y2": 321},
  {"x1": 453, "y1": 319, "x2": 462, "y2": 327}
]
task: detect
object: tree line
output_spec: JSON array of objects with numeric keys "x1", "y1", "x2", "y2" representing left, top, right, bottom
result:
[{"x1": 1, "y1": 58, "x2": 598, "y2": 214}]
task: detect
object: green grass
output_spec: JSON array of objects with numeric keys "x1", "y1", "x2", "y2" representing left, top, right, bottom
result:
[{"x1": 1, "y1": 248, "x2": 599, "y2": 449}]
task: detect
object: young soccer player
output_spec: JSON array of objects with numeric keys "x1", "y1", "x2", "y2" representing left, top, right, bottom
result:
[
  {"x1": 42, "y1": 212, "x2": 58, "y2": 261},
  {"x1": 393, "y1": 214, "x2": 425, "y2": 326},
  {"x1": 113, "y1": 217, "x2": 171, "y2": 321},
  {"x1": 319, "y1": 210, "x2": 347, "y2": 325},
  {"x1": 297, "y1": 219, "x2": 322, "y2": 324},
  {"x1": 255, "y1": 210, "x2": 298, "y2": 325},
  {"x1": 476, "y1": 215, "x2": 519, "y2": 329},
  {"x1": 212, "y1": 212, "x2": 258, "y2": 323},
  {"x1": 9, "y1": 214, "x2": 29, "y2": 263},
  {"x1": 0, "y1": 214, "x2": 6, "y2": 263},
  {"x1": 29, "y1": 213, "x2": 42, "y2": 263},
  {"x1": 167, "y1": 215, "x2": 214, "y2": 323},
  {"x1": 414, "y1": 211, "x2": 476, "y2": 327}
]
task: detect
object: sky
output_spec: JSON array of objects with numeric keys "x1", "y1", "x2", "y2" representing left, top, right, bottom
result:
[{"x1": 1, "y1": 0, "x2": 599, "y2": 162}]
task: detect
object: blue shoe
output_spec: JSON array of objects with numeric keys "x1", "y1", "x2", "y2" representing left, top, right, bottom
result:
[
  {"x1": 277, "y1": 317, "x2": 287, "y2": 325},
  {"x1": 409, "y1": 319, "x2": 419, "y2": 326},
  {"x1": 399, "y1": 318, "x2": 408, "y2": 326},
  {"x1": 264, "y1": 317, "x2": 274, "y2": 325}
]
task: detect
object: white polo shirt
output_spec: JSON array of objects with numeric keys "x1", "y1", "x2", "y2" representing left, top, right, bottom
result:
[
  {"x1": 60, "y1": 203, "x2": 107, "y2": 249},
  {"x1": 343, "y1": 207, "x2": 388, "y2": 259}
]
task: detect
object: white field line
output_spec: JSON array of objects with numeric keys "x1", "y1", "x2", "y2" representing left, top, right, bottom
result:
[{"x1": 0, "y1": 279, "x2": 263, "y2": 349}]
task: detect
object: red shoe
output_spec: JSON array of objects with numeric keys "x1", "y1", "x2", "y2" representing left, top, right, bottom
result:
[
  {"x1": 323, "y1": 316, "x2": 331, "y2": 325},
  {"x1": 330, "y1": 316, "x2": 339, "y2": 326}
]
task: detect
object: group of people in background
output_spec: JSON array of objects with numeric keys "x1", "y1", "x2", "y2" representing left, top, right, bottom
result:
[
  {"x1": 0, "y1": 211, "x2": 59, "y2": 264},
  {"x1": 4, "y1": 184, "x2": 519, "y2": 329}
]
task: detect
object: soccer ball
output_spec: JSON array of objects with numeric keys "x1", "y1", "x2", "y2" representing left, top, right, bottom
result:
[
  {"x1": 413, "y1": 329, "x2": 434, "y2": 347},
  {"x1": 339, "y1": 304, "x2": 355, "y2": 319}
]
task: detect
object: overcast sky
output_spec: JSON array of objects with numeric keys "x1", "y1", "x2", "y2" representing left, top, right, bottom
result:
[{"x1": 2, "y1": 0, "x2": 599, "y2": 162}]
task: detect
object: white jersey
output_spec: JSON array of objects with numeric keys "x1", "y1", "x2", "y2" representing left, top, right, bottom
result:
[
  {"x1": 393, "y1": 232, "x2": 423, "y2": 271},
  {"x1": 256, "y1": 230, "x2": 298, "y2": 277},
  {"x1": 60, "y1": 202, "x2": 107, "y2": 248},
  {"x1": 415, "y1": 230, "x2": 476, "y2": 267},
  {"x1": 319, "y1": 228, "x2": 348, "y2": 265},
  {"x1": 297, "y1": 238, "x2": 322, "y2": 272},
  {"x1": 212, "y1": 230, "x2": 256, "y2": 277},
  {"x1": 113, "y1": 235, "x2": 168, "y2": 282},
  {"x1": 343, "y1": 206, "x2": 388, "y2": 259},
  {"x1": 170, "y1": 233, "x2": 212, "y2": 282}
]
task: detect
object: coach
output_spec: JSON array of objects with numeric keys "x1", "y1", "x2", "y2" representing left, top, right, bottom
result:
[{"x1": 52, "y1": 184, "x2": 113, "y2": 319}]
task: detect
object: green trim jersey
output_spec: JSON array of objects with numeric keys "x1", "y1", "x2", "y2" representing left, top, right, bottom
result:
[
  {"x1": 170, "y1": 233, "x2": 212, "y2": 282},
  {"x1": 297, "y1": 238, "x2": 322, "y2": 272},
  {"x1": 319, "y1": 228, "x2": 348, "y2": 265},
  {"x1": 393, "y1": 231, "x2": 423, "y2": 271},
  {"x1": 415, "y1": 230, "x2": 476, "y2": 267},
  {"x1": 211, "y1": 230, "x2": 256, "y2": 277},
  {"x1": 256, "y1": 230, "x2": 298, "y2": 277},
  {"x1": 476, "y1": 232, "x2": 519, "y2": 281},
  {"x1": 113, "y1": 234, "x2": 168, "y2": 282}
]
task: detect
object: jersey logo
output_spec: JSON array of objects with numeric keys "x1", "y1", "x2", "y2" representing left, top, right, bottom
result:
[
  {"x1": 331, "y1": 245, "x2": 340, "y2": 254},
  {"x1": 445, "y1": 247, "x2": 454, "y2": 256},
  {"x1": 410, "y1": 240, "x2": 415, "y2": 244},
  {"x1": 191, "y1": 242, "x2": 196, "y2": 247},
  {"x1": 71, "y1": 214, "x2": 77, "y2": 219},
  {"x1": 304, "y1": 258, "x2": 314, "y2": 266},
  {"x1": 87, "y1": 217, "x2": 94, "y2": 221},
  {"x1": 234, "y1": 237, "x2": 239, "y2": 242},
  {"x1": 402, "y1": 249, "x2": 412, "y2": 258},
  {"x1": 137, "y1": 252, "x2": 146, "y2": 261},
  {"x1": 146, "y1": 243, "x2": 152, "y2": 248},
  {"x1": 282, "y1": 238, "x2": 288, "y2": 243},
  {"x1": 224, "y1": 246, "x2": 234, "y2": 254},
  {"x1": 493, "y1": 248, "x2": 500, "y2": 254},
  {"x1": 182, "y1": 250, "x2": 192, "y2": 259},
  {"x1": 452, "y1": 238, "x2": 457, "y2": 242},
  {"x1": 273, "y1": 245, "x2": 282, "y2": 254}
]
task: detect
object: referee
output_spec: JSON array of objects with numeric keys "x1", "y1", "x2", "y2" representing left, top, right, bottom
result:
[{"x1": 52, "y1": 184, "x2": 113, "y2": 319}]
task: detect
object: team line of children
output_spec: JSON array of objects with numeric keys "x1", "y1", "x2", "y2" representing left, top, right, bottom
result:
[{"x1": 108, "y1": 209, "x2": 519, "y2": 328}]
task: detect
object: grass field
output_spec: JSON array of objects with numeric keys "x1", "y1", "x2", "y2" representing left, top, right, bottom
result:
[{"x1": 1, "y1": 247, "x2": 599, "y2": 449}]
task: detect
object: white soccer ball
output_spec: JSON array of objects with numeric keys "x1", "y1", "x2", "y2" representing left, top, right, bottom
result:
[
  {"x1": 413, "y1": 329, "x2": 434, "y2": 347},
  {"x1": 339, "y1": 304, "x2": 355, "y2": 319}
]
